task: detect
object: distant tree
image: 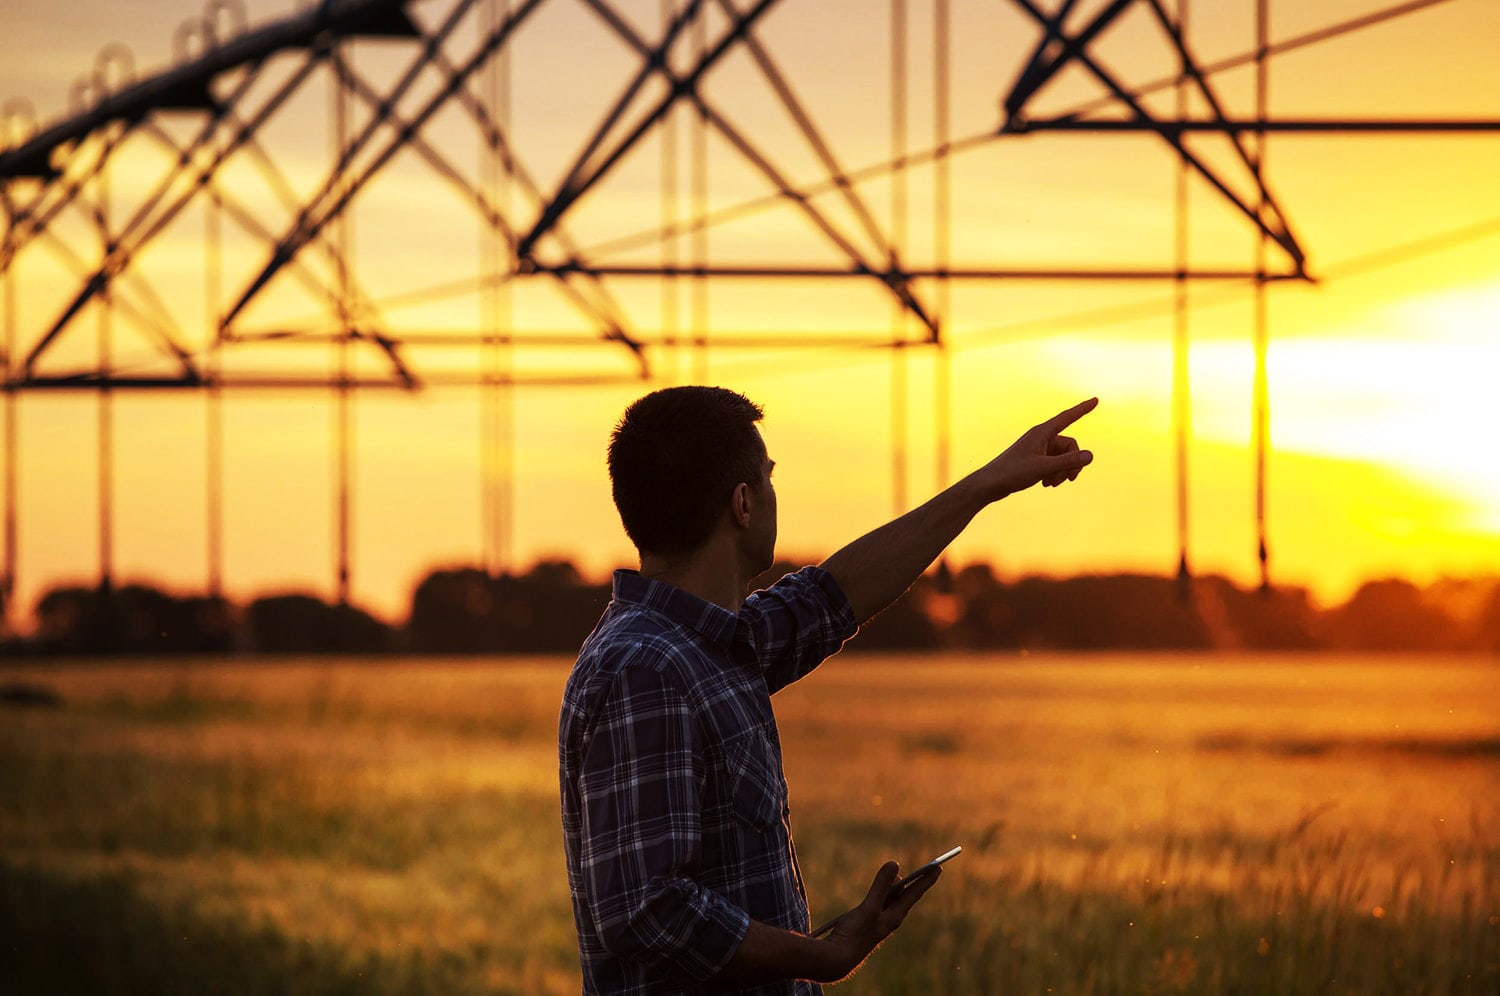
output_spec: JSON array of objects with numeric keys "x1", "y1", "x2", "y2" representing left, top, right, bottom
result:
[
  {"x1": 408, "y1": 568, "x2": 495, "y2": 653},
  {"x1": 1006, "y1": 574, "x2": 1211, "y2": 650},
  {"x1": 406, "y1": 560, "x2": 610, "y2": 654},
  {"x1": 491, "y1": 559, "x2": 611, "y2": 653},
  {"x1": 110, "y1": 585, "x2": 235, "y2": 654},
  {"x1": 246, "y1": 594, "x2": 389, "y2": 653},
  {"x1": 26, "y1": 560, "x2": 1498, "y2": 659},
  {"x1": 1424, "y1": 577, "x2": 1500, "y2": 651},
  {"x1": 1196, "y1": 576, "x2": 1323, "y2": 650},
  {"x1": 32, "y1": 586, "x2": 105, "y2": 655},
  {"x1": 946, "y1": 563, "x2": 1019, "y2": 649},
  {"x1": 1473, "y1": 586, "x2": 1500, "y2": 655},
  {"x1": 1326, "y1": 578, "x2": 1452, "y2": 650},
  {"x1": 26, "y1": 583, "x2": 234, "y2": 656}
]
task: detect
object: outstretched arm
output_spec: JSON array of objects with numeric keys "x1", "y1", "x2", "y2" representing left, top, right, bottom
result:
[{"x1": 821, "y1": 398, "x2": 1098, "y2": 625}]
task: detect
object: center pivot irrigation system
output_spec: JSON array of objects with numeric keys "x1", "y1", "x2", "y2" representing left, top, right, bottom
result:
[{"x1": 2, "y1": 0, "x2": 1497, "y2": 615}]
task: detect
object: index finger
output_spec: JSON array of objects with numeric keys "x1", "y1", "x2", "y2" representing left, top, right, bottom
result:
[{"x1": 1042, "y1": 397, "x2": 1099, "y2": 435}]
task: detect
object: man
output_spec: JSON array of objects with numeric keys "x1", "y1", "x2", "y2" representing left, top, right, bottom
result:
[{"x1": 559, "y1": 386, "x2": 1096, "y2": 993}]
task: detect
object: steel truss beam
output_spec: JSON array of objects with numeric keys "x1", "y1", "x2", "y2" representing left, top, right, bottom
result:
[
  {"x1": 0, "y1": 0, "x2": 420, "y2": 180},
  {"x1": 1016, "y1": 119, "x2": 1500, "y2": 134},
  {"x1": 523, "y1": 264, "x2": 1295, "y2": 281},
  {"x1": 5, "y1": 0, "x2": 1495, "y2": 392}
]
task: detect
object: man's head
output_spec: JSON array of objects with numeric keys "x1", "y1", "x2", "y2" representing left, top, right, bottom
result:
[{"x1": 608, "y1": 386, "x2": 774, "y2": 563}]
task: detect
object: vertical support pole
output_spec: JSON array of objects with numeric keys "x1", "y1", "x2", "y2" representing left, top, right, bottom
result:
[
  {"x1": 933, "y1": 0, "x2": 951, "y2": 493},
  {"x1": 335, "y1": 350, "x2": 352, "y2": 609},
  {"x1": 933, "y1": 0, "x2": 952, "y2": 587},
  {"x1": 97, "y1": 131, "x2": 115, "y2": 597},
  {"x1": 1, "y1": 191, "x2": 17, "y2": 629},
  {"x1": 661, "y1": 0, "x2": 680, "y2": 385},
  {"x1": 88, "y1": 50, "x2": 131, "y2": 621},
  {"x1": 332, "y1": 41, "x2": 354, "y2": 608},
  {"x1": 889, "y1": 0, "x2": 909, "y2": 516},
  {"x1": 205, "y1": 139, "x2": 224, "y2": 601},
  {"x1": 480, "y1": 0, "x2": 496, "y2": 575},
  {"x1": 690, "y1": 5, "x2": 709, "y2": 385},
  {"x1": 1253, "y1": 0, "x2": 1272, "y2": 592},
  {"x1": 481, "y1": 0, "x2": 514, "y2": 576},
  {"x1": 1171, "y1": 0, "x2": 1192, "y2": 597},
  {"x1": 497, "y1": 0, "x2": 514, "y2": 576}
]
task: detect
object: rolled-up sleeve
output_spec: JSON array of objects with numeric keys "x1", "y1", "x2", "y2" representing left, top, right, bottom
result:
[
  {"x1": 577, "y1": 660, "x2": 750, "y2": 981},
  {"x1": 743, "y1": 566, "x2": 859, "y2": 693}
]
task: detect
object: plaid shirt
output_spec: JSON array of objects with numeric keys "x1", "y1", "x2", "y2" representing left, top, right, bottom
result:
[{"x1": 559, "y1": 566, "x2": 858, "y2": 995}]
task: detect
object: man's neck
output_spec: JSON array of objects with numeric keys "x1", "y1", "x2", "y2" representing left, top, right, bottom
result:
[{"x1": 639, "y1": 543, "x2": 749, "y2": 614}]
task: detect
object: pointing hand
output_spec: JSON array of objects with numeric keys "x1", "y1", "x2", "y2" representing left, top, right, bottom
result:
[{"x1": 977, "y1": 397, "x2": 1098, "y2": 500}]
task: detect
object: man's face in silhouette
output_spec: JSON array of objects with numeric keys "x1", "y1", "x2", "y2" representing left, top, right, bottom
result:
[{"x1": 745, "y1": 436, "x2": 778, "y2": 575}]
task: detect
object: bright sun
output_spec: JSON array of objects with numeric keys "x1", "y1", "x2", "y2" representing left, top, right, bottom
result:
[{"x1": 1266, "y1": 285, "x2": 1500, "y2": 534}]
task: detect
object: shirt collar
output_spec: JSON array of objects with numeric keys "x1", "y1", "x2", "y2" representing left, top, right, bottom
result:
[{"x1": 611, "y1": 569, "x2": 741, "y2": 648}]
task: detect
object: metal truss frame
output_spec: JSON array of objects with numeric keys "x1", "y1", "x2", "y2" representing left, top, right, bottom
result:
[{"x1": 2, "y1": 0, "x2": 1497, "y2": 609}]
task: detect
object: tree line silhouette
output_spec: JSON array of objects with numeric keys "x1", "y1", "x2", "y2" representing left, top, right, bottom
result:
[{"x1": 6, "y1": 558, "x2": 1499, "y2": 658}]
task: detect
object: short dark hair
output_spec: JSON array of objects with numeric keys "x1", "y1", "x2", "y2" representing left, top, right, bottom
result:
[{"x1": 608, "y1": 386, "x2": 766, "y2": 557}]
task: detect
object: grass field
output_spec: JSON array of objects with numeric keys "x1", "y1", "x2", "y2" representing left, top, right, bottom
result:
[{"x1": 1, "y1": 652, "x2": 1496, "y2": 994}]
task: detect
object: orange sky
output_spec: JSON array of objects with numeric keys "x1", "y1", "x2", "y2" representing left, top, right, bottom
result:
[{"x1": 4, "y1": 0, "x2": 1500, "y2": 624}]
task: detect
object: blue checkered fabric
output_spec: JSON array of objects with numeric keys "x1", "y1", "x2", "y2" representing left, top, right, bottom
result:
[{"x1": 559, "y1": 566, "x2": 858, "y2": 995}]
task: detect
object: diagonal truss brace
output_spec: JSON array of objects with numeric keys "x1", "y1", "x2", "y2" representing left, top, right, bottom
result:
[
  {"x1": 1001, "y1": 0, "x2": 1309, "y2": 273},
  {"x1": 217, "y1": 0, "x2": 651, "y2": 375},
  {"x1": 540, "y1": 0, "x2": 939, "y2": 336}
]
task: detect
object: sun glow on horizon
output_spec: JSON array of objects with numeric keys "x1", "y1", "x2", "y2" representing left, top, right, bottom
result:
[
  {"x1": 1025, "y1": 279, "x2": 1500, "y2": 536},
  {"x1": 1265, "y1": 285, "x2": 1500, "y2": 536}
]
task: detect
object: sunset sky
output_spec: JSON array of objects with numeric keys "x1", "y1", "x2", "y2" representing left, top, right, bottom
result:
[{"x1": 3, "y1": 0, "x2": 1499, "y2": 624}]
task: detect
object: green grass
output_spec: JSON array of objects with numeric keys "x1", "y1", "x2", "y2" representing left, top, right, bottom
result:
[
  {"x1": 0, "y1": 655, "x2": 1495, "y2": 994},
  {"x1": 810, "y1": 826, "x2": 1498, "y2": 994},
  {"x1": 0, "y1": 860, "x2": 458, "y2": 996}
]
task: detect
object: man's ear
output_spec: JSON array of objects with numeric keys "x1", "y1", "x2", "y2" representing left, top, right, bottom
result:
[{"x1": 730, "y1": 481, "x2": 753, "y2": 528}]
